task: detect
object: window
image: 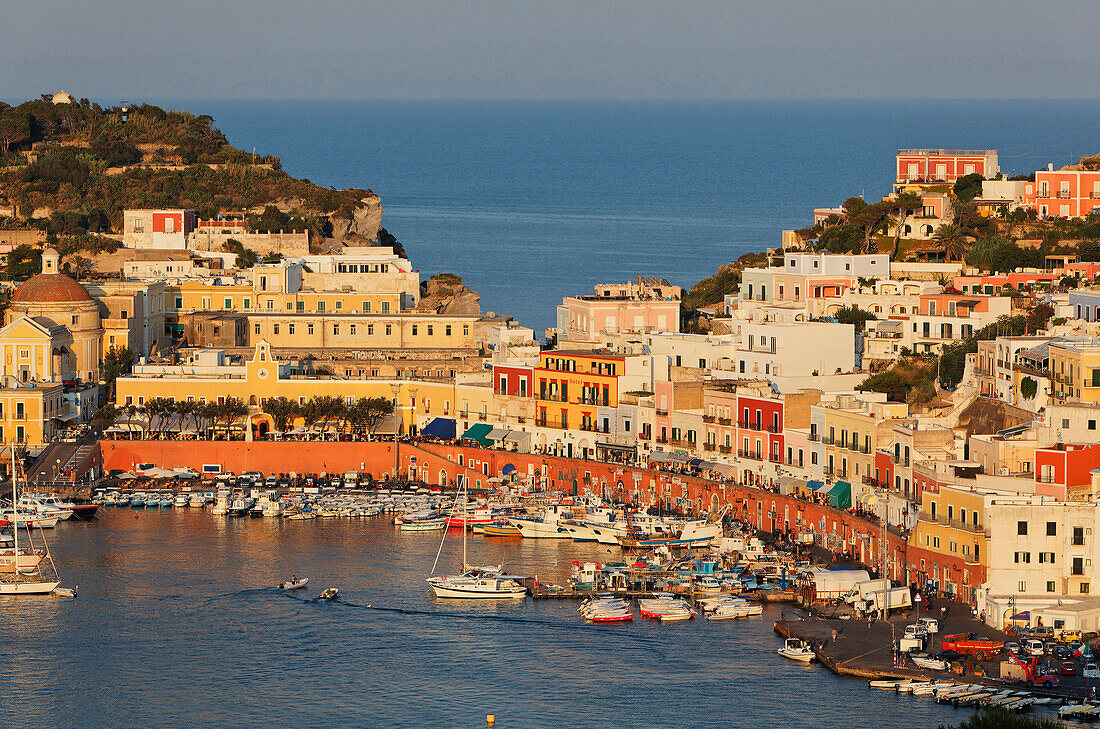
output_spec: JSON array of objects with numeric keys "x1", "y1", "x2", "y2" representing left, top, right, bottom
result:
[
  {"x1": 1073, "y1": 557, "x2": 1085, "y2": 575},
  {"x1": 427, "y1": 325, "x2": 433, "y2": 336},
  {"x1": 446, "y1": 325, "x2": 452, "y2": 336},
  {"x1": 254, "y1": 324, "x2": 261, "y2": 335},
  {"x1": 174, "y1": 296, "x2": 183, "y2": 309},
  {"x1": 288, "y1": 324, "x2": 295, "y2": 335},
  {"x1": 363, "y1": 301, "x2": 371, "y2": 312},
  {"x1": 1018, "y1": 520, "x2": 1028, "y2": 536},
  {"x1": 1047, "y1": 521, "x2": 1057, "y2": 536},
  {"x1": 385, "y1": 325, "x2": 392, "y2": 336},
  {"x1": 1018, "y1": 581, "x2": 1026, "y2": 593},
  {"x1": 382, "y1": 302, "x2": 391, "y2": 313},
  {"x1": 335, "y1": 301, "x2": 342, "y2": 310},
  {"x1": 308, "y1": 324, "x2": 314, "y2": 335},
  {"x1": 1083, "y1": 583, "x2": 1092, "y2": 595},
  {"x1": 1047, "y1": 581, "x2": 1056, "y2": 593},
  {"x1": 317, "y1": 301, "x2": 325, "y2": 313},
  {"x1": 1074, "y1": 527, "x2": 1085, "y2": 546},
  {"x1": 1014, "y1": 552, "x2": 1030, "y2": 563},
  {"x1": 350, "y1": 324, "x2": 356, "y2": 335},
  {"x1": 333, "y1": 324, "x2": 339, "y2": 335},
  {"x1": 273, "y1": 324, "x2": 279, "y2": 335},
  {"x1": 368, "y1": 325, "x2": 374, "y2": 335},
  {"x1": 412, "y1": 325, "x2": 418, "y2": 336}
]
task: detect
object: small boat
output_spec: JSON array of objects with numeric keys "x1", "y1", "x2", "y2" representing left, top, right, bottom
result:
[
  {"x1": 400, "y1": 518, "x2": 447, "y2": 532},
  {"x1": 482, "y1": 521, "x2": 522, "y2": 537},
  {"x1": 286, "y1": 512, "x2": 317, "y2": 521},
  {"x1": 778, "y1": 638, "x2": 815, "y2": 662},
  {"x1": 279, "y1": 577, "x2": 309, "y2": 590},
  {"x1": 52, "y1": 586, "x2": 77, "y2": 598},
  {"x1": 318, "y1": 587, "x2": 339, "y2": 600},
  {"x1": 911, "y1": 654, "x2": 950, "y2": 671},
  {"x1": 869, "y1": 679, "x2": 912, "y2": 690}
]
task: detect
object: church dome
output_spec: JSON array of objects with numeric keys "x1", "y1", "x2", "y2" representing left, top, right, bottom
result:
[{"x1": 12, "y1": 273, "x2": 92, "y2": 303}]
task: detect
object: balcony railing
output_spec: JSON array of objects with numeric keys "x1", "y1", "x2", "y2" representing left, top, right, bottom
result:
[
  {"x1": 718, "y1": 445, "x2": 732, "y2": 454},
  {"x1": 737, "y1": 449, "x2": 763, "y2": 461},
  {"x1": 638, "y1": 432, "x2": 650, "y2": 441},
  {"x1": 718, "y1": 417, "x2": 732, "y2": 426},
  {"x1": 656, "y1": 437, "x2": 668, "y2": 444},
  {"x1": 702, "y1": 415, "x2": 716, "y2": 424},
  {"x1": 808, "y1": 433, "x2": 820, "y2": 442},
  {"x1": 656, "y1": 408, "x2": 669, "y2": 416},
  {"x1": 703, "y1": 443, "x2": 716, "y2": 452}
]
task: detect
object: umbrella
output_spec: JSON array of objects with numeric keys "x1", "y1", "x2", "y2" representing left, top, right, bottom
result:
[{"x1": 502, "y1": 464, "x2": 517, "y2": 475}]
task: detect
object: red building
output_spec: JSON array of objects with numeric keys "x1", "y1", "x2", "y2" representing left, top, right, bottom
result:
[
  {"x1": 735, "y1": 392, "x2": 784, "y2": 463},
  {"x1": 492, "y1": 364, "x2": 533, "y2": 398},
  {"x1": 1035, "y1": 169, "x2": 1100, "y2": 218},
  {"x1": 1035, "y1": 443, "x2": 1100, "y2": 499},
  {"x1": 895, "y1": 149, "x2": 998, "y2": 185}
]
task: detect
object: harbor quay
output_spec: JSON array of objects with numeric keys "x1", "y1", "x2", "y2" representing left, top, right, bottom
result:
[{"x1": 99, "y1": 438, "x2": 906, "y2": 567}]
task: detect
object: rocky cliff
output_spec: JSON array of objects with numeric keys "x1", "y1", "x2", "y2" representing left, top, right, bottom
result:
[
  {"x1": 417, "y1": 273, "x2": 481, "y2": 316},
  {"x1": 330, "y1": 193, "x2": 383, "y2": 244}
]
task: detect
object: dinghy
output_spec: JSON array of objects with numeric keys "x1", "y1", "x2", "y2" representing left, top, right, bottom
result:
[{"x1": 279, "y1": 577, "x2": 309, "y2": 590}]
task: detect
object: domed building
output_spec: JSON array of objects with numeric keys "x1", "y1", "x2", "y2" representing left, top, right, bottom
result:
[{"x1": 2, "y1": 249, "x2": 103, "y2": 384}]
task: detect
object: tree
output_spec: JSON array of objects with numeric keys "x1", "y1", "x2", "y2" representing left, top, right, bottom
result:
[
  {"x1": 67, "y1": 255, "x2": 93, "y2": 281},
  {"x1": 1078, "y1": 240, "x2": 1100, "y2": 263},
  {"x1": 262, "y1": 396, "x2": 298, "y2": 432},
  {"x1": 361, "y1": 396, "x2": 395, "y2": 438},
  {"x1": 5, "y1": 245, "x2": 41, "y2": 281},
  {"x1": 1020, "y1": 376, "x2": 1038, "y2": 400},
  {"x1": 102, "y1": 346, "x2": 134, "y2": 394},
  {"x1": 953, "y1": 172, "x2": 984, "y2": 203},
  {"x1": 952, "y1": 707, "x2": 1063, "y2": 729},
  {"x1": 888, "y1": 191, "x2": 924, "y2": 259},
  {"x1": 0, "y1": 111, "x2": 30, "y2": 154},
  {"x1": 932, "y1": 223, "x2": 968, "y2": 261},
  {"x1": 830, "y1": 305, "x2": 878, "y2": 333}
]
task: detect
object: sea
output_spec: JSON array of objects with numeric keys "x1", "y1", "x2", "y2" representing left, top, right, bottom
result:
[
  {"x1": 0, "y1": 510, "x2": 994, "y2": 728},
  {"x1": 163, "y1": 98, "x2": 1100, "y2": 333}
]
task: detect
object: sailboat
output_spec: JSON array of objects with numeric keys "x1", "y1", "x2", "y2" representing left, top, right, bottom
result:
[
  {"x1": 0, "y1": 444, "x2": 61, "y2": 595},
  {"x1": 426, "y1": 480, "x2": 526, "y2": 599}
]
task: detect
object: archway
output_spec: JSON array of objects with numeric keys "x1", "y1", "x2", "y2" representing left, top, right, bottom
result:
[{"x1": 439, "y1": 469, "x2": 448, "y2": 487}]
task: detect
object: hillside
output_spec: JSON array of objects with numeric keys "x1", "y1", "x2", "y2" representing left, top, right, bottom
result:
[{"x1": 0, "y1": 95, "x2": 399, "y2": 253}]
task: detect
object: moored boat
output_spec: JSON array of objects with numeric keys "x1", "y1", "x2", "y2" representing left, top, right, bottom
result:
[{"x1": 778, "y1": 638, "x2": 815, "y2": 662}]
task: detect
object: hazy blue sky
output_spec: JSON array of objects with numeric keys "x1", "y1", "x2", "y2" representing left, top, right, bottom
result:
[{"x1": 4, "y1": 0, "x2": 1098, "y2": 99}]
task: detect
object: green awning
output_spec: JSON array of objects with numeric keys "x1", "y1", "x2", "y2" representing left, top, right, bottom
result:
[
  {"x1": 827, "y1": 480, "x2": 852, "y2": 510},
  {"x1": 461, "y1": 422, "x2": 494, "y2": 446}
]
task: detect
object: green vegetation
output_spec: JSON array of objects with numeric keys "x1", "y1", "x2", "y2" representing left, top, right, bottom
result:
[
  {"x1": 1020, "y1": 376, "x2": 1038, "y2": 400},
  {"x1": 965, "y1": 236, "x2": 1043, "y2": 272},
  {"x1": 0, "y1": 97, "x2": 377, "y2": 244},
  {"x1": 682, "y1": 252, "x2": 767, "y2": 311},
  {"x1": 953, "y1": 172, "x2": 984, "y2": 202},
  {"x1": 828, "y1": 304, "x2": 878, "y2": 333},
  {"x1": 101, "y1": 346, "x2": 134, "y2": 396},
  {"x1": 857, "y1": 357, "x2": 937, "y2": 405}
]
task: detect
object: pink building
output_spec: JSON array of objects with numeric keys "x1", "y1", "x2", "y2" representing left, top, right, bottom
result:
[
  {"x1": 556, "y1": 279, "x2": 680, "y2": 343},
  {"x1": 953, "y1": 273, "x2": 1059, "y2": 294},
  {"x1": 1035, "y1": 168, "x2": 1100, "y2": 218},
  {"x1": 895, "y1": 149, "x2": 998, "y2": 185}
]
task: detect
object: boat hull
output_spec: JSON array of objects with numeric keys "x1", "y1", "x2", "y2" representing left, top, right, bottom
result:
[
  {"x1": 0, "y1": 580, "x2": 61, "y2": 594},
  {"x1": 428, "y1": 584, "x2": 527, "y2": 599}
]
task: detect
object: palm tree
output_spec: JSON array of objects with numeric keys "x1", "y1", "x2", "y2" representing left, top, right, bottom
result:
[
  {"x1": 69, "y1": 256, "x2": 94, "y2": 281},
  {"x1": 932, "y1": 223, "x2": 968, "y2": 262}
]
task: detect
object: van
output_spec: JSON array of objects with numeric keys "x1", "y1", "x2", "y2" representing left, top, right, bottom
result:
[
  {"x1": 904, "y1": 624, "x2": 928, "y2": 639},
  {"x1": 916, "y1": 617, "x2": 939, "y2": 634},
  {"x1": 1025, "y1": 639, "x2": 1045, "y2": 656}
]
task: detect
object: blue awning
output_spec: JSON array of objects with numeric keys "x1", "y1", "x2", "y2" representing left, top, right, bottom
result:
[
  {"x1": 807, "y1": 480, "x2": 826, "y2": 491},
  {"x1": 420, "y1": 418, "x2": 456, "y2": 439},
  {"x1": 502, "y1": 463, "x2": 517, "y2": 475}
]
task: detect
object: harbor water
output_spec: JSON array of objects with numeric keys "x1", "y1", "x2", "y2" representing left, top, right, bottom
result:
[{"x1": 4, "y1": 510, "x2": 988, "y2": 728}]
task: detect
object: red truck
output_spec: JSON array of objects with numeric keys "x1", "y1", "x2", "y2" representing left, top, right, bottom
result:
[{"x1": 941, "y1": 633, "x2": 1005, "y2": 661}]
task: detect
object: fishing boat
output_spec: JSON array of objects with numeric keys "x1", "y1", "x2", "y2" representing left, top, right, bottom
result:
[
  {"x1": 286, "y1": 511, "x2": 317, "y2": 521},
  {"x1": 0, "y1": 444, "x2": 63, "y2": 595},
  {"x1": 777, "y1": 638, "x2": 815, "y2": 662},
  {"x1": 869, "y1": 679, "x2": 913, "y2": 690},
  {"x1": 188, "y1": 493, "x2": 207, "y2": 508},
  {"x1": 639, "y1": 594, "x2": 695, "y2": 621},
  {"x1": 279, "y1": 577, "x2": 309, "y2": 590},
  {"x1": 506, "y1": 504, "x2": 574, "y2": 538},
  {"x1": 317, "y1": 587, "x2": 339, "y2": 600},
  {"x1": 427, "y1": 483, "x2": 527, "y2": 599},
  {"x1": 911, "y1": 654, "x2": 950, "y2": 671},
  {"x1": 579, "y1": 597, "x2": 634, "y2": 623},
  {"x1": 482, "y1": 521, "x2": 522, "y2": 537},
  {"x1": 399, "y1": 517, "x2": 446, "y2": 531}
]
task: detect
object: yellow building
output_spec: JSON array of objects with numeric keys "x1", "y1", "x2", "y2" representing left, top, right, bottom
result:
[
  {"x1": 534, "y1": 350, "x2": 623, "y2": 431},
  {"x1": 0, "y1": 384, "x2": 65, "y2": 445},
  {"x1": 114, "y1": 341, "x2": 494, "y2": 437},
  {"x1": 810, "y1": 395, "x2": 908, "y2": 484},
  {"x1": 1049, "y1": 339, "x2": 1100, "y2": 404},
  {"x1": 907, "y1": 481, "x2": 993, "y2": 601},
  {"x1": 4, "y1": 249, "x2": 103, "y2": 383}
]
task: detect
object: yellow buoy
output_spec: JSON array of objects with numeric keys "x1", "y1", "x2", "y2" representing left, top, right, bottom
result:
[{"x1": 486, "y1": 715, "x2": 495, "y2": 725}]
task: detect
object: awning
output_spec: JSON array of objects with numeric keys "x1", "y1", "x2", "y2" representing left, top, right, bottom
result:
[
  {"x1": 461, "y1": 423, "x2": 494, "y2": 446},
  {"x1": 827, "y1": 480, "x2": 852, "y2": 509},
  {"x1": 707, "y1": 462, "x2": 737, "y2": 478},
  {"x1": 502, "y1": 430, "x2": 531, "y2": 450},
  {"x1": 807, "y1": 480, "x2": 826, "y2": 491},
  {"x1": 420, "y1": 418, "x2": 456, "y2": 440},
  {"x1": 687, "y1": 458, "x2": 704, "y2": 467},
  {"x1": 649, "y1": 451, "x2": 689, "y2": 464},
  {"x1": 501, "y1": 463, "x2": 517, "y2": 475},
  {"x1": 486, "y1": 427, "x2": 510, "y2": 440},
  {"x1": 779, "y1": 476, "x2": 806, "y2": 496}
]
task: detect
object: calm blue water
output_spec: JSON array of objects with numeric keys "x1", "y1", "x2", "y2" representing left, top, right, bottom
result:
[
  {"x1": 153, "y1": 98, "x2": 1100, "y2": 331},
  {"x1": 0, "y1": 510, "x2": 978, "y2": 729}
]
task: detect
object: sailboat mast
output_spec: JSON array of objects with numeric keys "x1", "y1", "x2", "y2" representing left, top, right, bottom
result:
[
  {"x1": 462, "y1": 476, "x2": 467, "y2": 571},
  {"x1": 10, "y1": 443, "x2": 17, "y2": 583}
]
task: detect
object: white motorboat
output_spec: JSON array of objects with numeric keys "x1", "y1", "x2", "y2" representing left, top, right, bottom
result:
[
  {"x1": 0, "y1": 550, "x2": 43, "y2": 574},
  {"x1": 778, "y1": 638, "x2": 815, "y2": 662},
  {"x1": 0, "y1": 445, "x2": 64, "y2": 595},
  {"x1": 188, "y1": 494, "x2": 206, "y2": 507},
  {"x1": 18, "y1": 495, "x2": 72, "y2": 520},
  {"x1": 400, "y1": 518, "x2": 446, "y2": 531},
  {"x1": 427, "y1": 572, "x2": 527, "y2": 599},
  {"x1": 279, "y1": 577, "x2": 309, "y2": 590},
  {"x1": 317, "y1": 587, "x2": 339, "y2": 600},
  {"x1": 507, "y1": 504, "x2": 574, "y2": 538},
  {"x1": 173, "y1": 494, "x2": 190, "y2": 507},
  {"x1": 707, "y1": 601, "x2": 752, "y2": 621},
  {"x1": 210, "y1": 495, "x2": 229, "y2": 515},
  {"x1": 911, "y1": 654, "x2": 950, "y2": 671},
  {"x1": 869, "y1": 679, "x2": 913, "y2": 690}
]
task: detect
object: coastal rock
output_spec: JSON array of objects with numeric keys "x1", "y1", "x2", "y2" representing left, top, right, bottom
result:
[
  {"x1": 330, "y1": 194, "x2": 382, "y2": 243},
  {"x1": 417, "y1": 273, "x2": 481, "y2": 316}
]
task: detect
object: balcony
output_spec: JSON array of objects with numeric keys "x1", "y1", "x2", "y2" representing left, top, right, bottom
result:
[
  {"x1": 769, "y1": 454, "x2": 781, "y2": 463},
  {"x1": 656, "y1": 436, "x2": 669, "y2": 444},
  {"x1": 638, "y1": 432, "x2": 651, "y2": 441},
  {"x1": 808, "y1": 433, "x2": 820, "y2": 442},
  {"x1": 738, "y1": 449, "x2": 763, "y2": 461},
  {"x1": 656, "y1": 408, "x2": 669, "y2": 416},
  {"x1": 821, "y1": 437, "x2": 835, "y2": 446},
  {"x1": 703, "y1": 443, "x2": 716, "y2": 452},
  {"x1": 478, "y1": 413, "x2": 487, "y2": 421},
  {"x1": 718, "y1": 417, "x2": 732, "y2": 426},
  {"x1": 702, "y1": 415, "x2": 716, "y2": 424},
  {"x1": 719, "y1": 445, "x2": 732, "y2": 454}
]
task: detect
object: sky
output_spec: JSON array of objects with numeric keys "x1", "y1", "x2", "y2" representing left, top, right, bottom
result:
[{"x1": 3, "y1": 0, "x2": 1100, "y2": 100}]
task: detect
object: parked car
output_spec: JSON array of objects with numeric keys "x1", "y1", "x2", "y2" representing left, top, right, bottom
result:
[
  {"x1": 916, "y1": 617, "x2": 939, "y2": 634},
  {"x1": 1058, "y1": 629, "x2": 1082, "y2": 644},
  {"x1": 1053, "y1": 646, "x2": 1074, "y2": 661},
  {"x1": 1084, "y1": 662, "x2": 1100, "y2": 679},
  {"x1": 936, "y1": 649, "x2": 963, "y2": 663},
  {"x1": 1024, "y1": 640, "x2": 1046, "y2": 656},
  {"x1": 1061, "y1": 661, "x2": 1077, "y2": 675}
]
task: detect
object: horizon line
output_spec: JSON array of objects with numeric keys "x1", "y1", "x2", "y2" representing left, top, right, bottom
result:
[{"x1": 8, "y1": 95, "x2": 1100, "y2": 104}]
